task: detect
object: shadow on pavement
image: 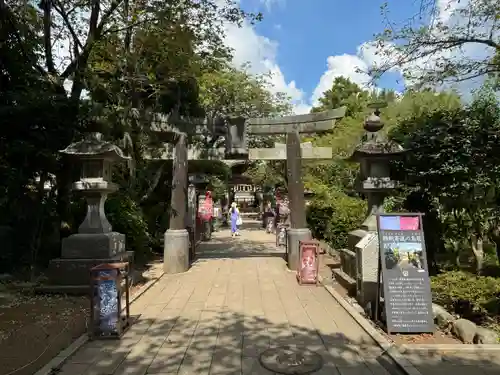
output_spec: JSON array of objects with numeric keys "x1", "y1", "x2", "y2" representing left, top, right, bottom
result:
[
  {"x1": 58, "y1": 306, "x2": 500, "y2": 375},
  {"x1": 62, "y1": 310, "x2": 403, "y2": 375},
  {"x1": 55, "y1": 221, "x2": 500, "y2": 375},
  {"x1": 197, "y1": 225, "x2": 285, "y2": 260}
]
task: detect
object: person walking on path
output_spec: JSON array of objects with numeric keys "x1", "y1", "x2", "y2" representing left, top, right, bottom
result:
[{"x1": 230, "y1": 202, "x2": 241, "y2": 237}]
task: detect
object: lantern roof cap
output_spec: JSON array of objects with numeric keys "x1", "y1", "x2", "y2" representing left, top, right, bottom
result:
[
  {"x1": 347, "y1": 102, "x2": 406, "y2": 162},
  {"x1": 60, "y1": 132, "x2": 131, "y2": 161}
]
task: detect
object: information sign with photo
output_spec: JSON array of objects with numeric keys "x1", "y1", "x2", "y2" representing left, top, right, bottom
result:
[{"x1": 376, "y1": 213, "x2": 434, "y2": 334}]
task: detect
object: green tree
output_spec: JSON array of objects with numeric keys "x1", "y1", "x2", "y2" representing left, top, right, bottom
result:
[
  {"x1": 390, "y1": 88, "x2": 500, "y2": 272},
  {"x1": 0, "y1": 0, "x2": 265, "y2": 271},
  {"x1": 371, "y1": 0, "x2": 499, "y2": 87},
  {"x1": 311, "y1": 77, "x2": 369, "y2": 117},
  {"x1": 198, "y1": 65, "x2": 293, "y2": 191}
]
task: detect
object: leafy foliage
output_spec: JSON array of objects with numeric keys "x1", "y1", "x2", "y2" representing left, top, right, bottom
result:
[
  {"x1": 106, "y1": 193, "x2": 152, "y2": 262},
  {"x1": 370, "y1": 0, "x2": 499, "y2": 87},
  {"x1": 0, "y1": 0, "x2": 289, "y2": 274},
  {"x1": 306, "y1": 187, "x2": 367, "y2": 250},
  {"x1": 389, "y1": 88, "x2": 500, "y2": 272},
  {"x1": 432, "y1": 270, "x2": 500, "y2": 327}
]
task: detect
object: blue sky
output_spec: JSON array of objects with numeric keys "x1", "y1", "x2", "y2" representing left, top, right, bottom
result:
[
  {"x1": 219, "y1": 0, "x2": 491, "y2": 113},
  {"x1": 221, "y1": 0, "x2": 425, "y2": 113},
  {"x1": 250, "y1": 0, "x2": 410, "y2": 94}
]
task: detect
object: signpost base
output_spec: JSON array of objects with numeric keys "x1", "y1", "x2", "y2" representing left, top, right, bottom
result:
[
  {"x1": 163, "y1": 229, "x2": 189, "y2": 274},
  {"x1": 287, "y1": 228, "x2": 311, "y2": 271}
]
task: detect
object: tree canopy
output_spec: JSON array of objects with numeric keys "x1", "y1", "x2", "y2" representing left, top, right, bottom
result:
[{"x1": 368, "y1": 0, "x2": 499, "y2": 88}]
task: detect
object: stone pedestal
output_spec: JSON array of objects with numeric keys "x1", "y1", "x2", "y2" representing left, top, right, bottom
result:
[
  {"x1": 163, "y1": 229, "x2": 189, "y2": 274},
  {"x1": 45, "y1": 252, "x2": 133, "y2": 294},
  {"x1": 39, "y1": 132, "x2": 133, "y2": 294},
  {"x1": 287, "y1": 228, "x2": 311, "y2": 271},
  {"x1": 354, "y1": 232, "x2": 379, "y2": 309},
  {"x1": 61, "y1": 232, "x2": 125, "y2": 259},
  {"x1": 43, "y1": 231, "x2": 131, "y2": 293}
]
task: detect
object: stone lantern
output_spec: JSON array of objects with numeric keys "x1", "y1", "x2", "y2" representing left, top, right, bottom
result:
[
  {"x1": 44, "y1": 132, "x2": 133, "y2": 293},
  {"x1": 333, "y1": 103, "x2": 406, "y2": 309},
  {"x1": 349, "y1": 102, "x2": 405, "y2": 231}
]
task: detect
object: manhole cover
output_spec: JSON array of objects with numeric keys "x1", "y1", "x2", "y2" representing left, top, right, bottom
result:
[{"x1": 259, "y1": 345, "x2": 323, "y2": 374}]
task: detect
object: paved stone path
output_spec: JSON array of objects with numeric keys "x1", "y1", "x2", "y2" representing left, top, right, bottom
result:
[{"x1": 56, "y1": 223, "x2": 399, "y2": 375}]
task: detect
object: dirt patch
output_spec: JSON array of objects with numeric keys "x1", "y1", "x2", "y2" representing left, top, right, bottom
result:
[
  {"x1": 390, "y1": 331, "x2": 461, "y2": 345},
  {"x1": 0, "y1": 260, "x2": 163, "y2": 375},
  {"x1": 0, "y1": 292, "x2": 88, "y2": 375}
]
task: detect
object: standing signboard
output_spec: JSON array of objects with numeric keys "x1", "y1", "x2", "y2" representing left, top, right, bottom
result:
[
  {"x1": 376, "y1": 213, "x2": 434, "y2": 334},
  {"x1": 297, "y1": 240, "x2": 319, "y2": 285}
]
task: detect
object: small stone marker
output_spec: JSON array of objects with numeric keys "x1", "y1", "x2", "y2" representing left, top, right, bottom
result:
[{"x1": 376, "y1": 213, "x2": 434, "y2": 334}]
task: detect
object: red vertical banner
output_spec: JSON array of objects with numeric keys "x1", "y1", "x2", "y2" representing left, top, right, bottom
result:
[
  {"x1": 297, "y1": 241, "x2": 320, "y2": 285},
  {"x1": 198, "y1": 191, "x2": 213, "y2": 221}
]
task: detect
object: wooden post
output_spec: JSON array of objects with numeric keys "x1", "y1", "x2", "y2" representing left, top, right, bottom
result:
[
  {"x1": 170, "y1": 133, "x2": 187, "y2": 230},
  {"x1": 286, "y1": 131, "x2": 307, "y2": 229}
]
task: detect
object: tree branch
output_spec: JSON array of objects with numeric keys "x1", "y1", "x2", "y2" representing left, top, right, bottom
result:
[
  {"x1": 53, "y1": 1, "x2": 84, "y2": 52},
  {"x1": 102, "y1": 18, "x2": 155, "y2": 36},
  {"x1": 88, "y1": 0, "x2": 100, "y2": 41},
  {"x1": 140, "y1": 163, "x2": 166, "y2": 203},
  {"x1": 41, "y1": 0, "x2": 56, "y2": 73},
  {"x1": 61, "y1": 0, "x2": 125, "y2": 80},
  {"x1": 97, "y1": 0, "x2": 125, "y2": 35},
  {"x1": 419, "y1": 37, "x2": 500, "y2": 51}
]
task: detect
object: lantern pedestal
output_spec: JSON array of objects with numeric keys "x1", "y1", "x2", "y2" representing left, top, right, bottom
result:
[
  {"x1": 163, "y1": 229, "x2": 189, "y2": 274},
  {"x1": 44, "y1": 253, "x2": 133, "y2": 294},
  {"x1": 61, "y1": 232, "x2": 125, "y2": 259}
]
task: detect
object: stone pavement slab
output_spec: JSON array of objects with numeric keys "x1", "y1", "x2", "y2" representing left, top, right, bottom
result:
[{"x1": 55, "y1": 224, "x2": 398, "y2": 375}]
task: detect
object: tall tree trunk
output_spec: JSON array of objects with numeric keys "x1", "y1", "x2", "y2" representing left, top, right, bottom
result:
[
  {"x1": 470, "y1": 234, "x2": 484, "y2": 274},
  {"x1": 488, "y1": 225, "x2": 500, "y2": 265},
  {"x1": 451, "y1": 240, "x2": 461, "y2": 267}
]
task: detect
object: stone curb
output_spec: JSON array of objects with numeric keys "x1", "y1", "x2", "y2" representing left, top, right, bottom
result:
[
  {"x1": 321, "y1": 281, "x2": 423, "y2": 375},
  {"x1": 34, "y1": 270, "x2": 165, "y2": 375},
  {"x1": 400, "y1": 344, "x2": 500, "y2": 353}
]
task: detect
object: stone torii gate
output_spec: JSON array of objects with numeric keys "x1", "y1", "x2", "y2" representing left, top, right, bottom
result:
[
  {"x1": 148, "y1": 107, "x2": 346, "y2": 273},
  {"x1": 244, "y1": 107, "x2": 346, "y2": 270}
]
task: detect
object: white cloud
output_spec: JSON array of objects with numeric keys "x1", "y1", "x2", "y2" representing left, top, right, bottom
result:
[
  {"x1": 223, "y1": 19, "x2": 310, "y2": 114},
  {"x1": 259, "y1": 0, "x2": 285, "y2": 11},
  {"x1": 310, "y1": 50, "x2": 373, "y2": 107},
  {"x1": 309, "y1": 0, "x2": 497, "y2": 105}
]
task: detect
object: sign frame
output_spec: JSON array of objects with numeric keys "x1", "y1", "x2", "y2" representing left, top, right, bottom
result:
[
  {"x1": 375, "y1": 213, "x2": 434, "y2": 334},
  {"x1": 297, "y1": 240, "x2": 320, "y2": 286}
]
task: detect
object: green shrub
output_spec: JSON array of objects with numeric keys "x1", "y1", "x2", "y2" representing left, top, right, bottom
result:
[
  {"x1": 431, "y1": 270, "x2": 500, "y2": 325},
  {"x1": 106, "y1": 192, "x2": 152, "y2": 263},
  {"x1": 306, "y1": 188, "x2": 366, "y2": 249}
]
